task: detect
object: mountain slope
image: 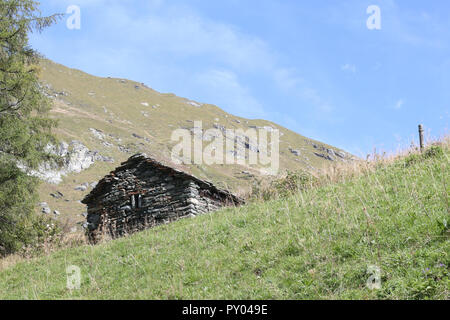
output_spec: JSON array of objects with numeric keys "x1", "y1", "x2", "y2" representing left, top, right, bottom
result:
[
  {"x1": 1, "y1": 142, "x2": 447, "y2": 299},
  {"x1": 35, "y1": 59, "x2": 353, "y2": 232}
]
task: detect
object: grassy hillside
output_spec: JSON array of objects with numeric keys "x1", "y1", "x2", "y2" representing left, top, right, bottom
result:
[
  {"x1": 0, "y1": 142, "x2": 447, "y2": 299},
  {"x1": 35, "y1": 59, "x2": 353, "y2": 234}
]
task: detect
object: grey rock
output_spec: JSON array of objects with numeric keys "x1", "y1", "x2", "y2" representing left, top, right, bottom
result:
[
  {"x1": 336, "y1": 151, "x2": 346, "y2": 159},
  {"x1": 314, "y1": 152, "x2": 334, "y2": 161},
  {"x1": 50, "y1": 191, "x2": 64, "y2": 199},
  {"x1": 187, "y1": 101, "x2": 202, "y2": 107},
  {"x1": 90, "y1": 128, "x2": 106, "y2": 140},
  {"x1": 18, "y1": 140, "x2": 106, "y2": 184},
  {"x1": 118, "y1": 145, "x2": 131, "y2": 153},
  {"x1": 102, "y1": 141, "x2": 113, "y2": 147},
  {"x1": 95, "y1": 155, "x2": 115, "y2": 163},
  {"x1": 327, "y1": 149, "x2": 336, "y2": 157}
]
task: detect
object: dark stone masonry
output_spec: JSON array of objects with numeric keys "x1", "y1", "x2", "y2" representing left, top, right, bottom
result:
[{"x1": 82, "y1": 154, "x2": 243, "y2": 242}]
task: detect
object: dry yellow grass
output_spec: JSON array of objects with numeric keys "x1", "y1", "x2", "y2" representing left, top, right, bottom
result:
[{"x1": 250, "y1": 135, "x2": 449, "y2": 201}]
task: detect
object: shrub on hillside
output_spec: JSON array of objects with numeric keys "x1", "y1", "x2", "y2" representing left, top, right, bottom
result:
[
  {"x1": 403, "y1": 144, "x2": 444, "y2": 168},
  {"x1": 252, "y1": 170, "x2": 318, "y2": 200},
  {"x1": 424, "y1": 144, "x2": 444, "y2": 159}
]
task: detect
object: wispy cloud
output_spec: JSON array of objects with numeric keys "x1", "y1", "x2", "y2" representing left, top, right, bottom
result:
[
  {"x1": 341, "y1": 63, "x2": 356, "y2": 73},
  {"x1": 69, "y1": 2, "x2": 332, "y2": 117},
  {"x1": 96, "y1": 3, "x2": 275, "y2": 73},
  {"x1": 274, "y1": 68, "x2": 333, "y2": 114},
  {"x1": 394, "y1": 99, "x2": 404, "y2": 110},
  {"x1": 379, "y1": 0, "x2": 449, "y2": 49},
  {"x1": 192, "y1": 69, "x2": 265, "y2": 116}
]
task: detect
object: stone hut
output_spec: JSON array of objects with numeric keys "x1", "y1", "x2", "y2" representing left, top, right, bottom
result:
[{"x1": 82, "y1": 154, "x2": 243, "y2": 242}]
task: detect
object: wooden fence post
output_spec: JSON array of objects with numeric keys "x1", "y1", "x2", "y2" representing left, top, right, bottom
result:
[{"x1": 418, "y1": 124, "x2": 424, "y2": 153}]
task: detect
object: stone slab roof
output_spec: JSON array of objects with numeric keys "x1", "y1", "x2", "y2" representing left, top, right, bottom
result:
[{"x1": 82, "y1": 153, "x2": 243, "y2": 205}]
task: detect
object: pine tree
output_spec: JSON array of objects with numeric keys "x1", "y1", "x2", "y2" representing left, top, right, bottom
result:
[{"x1": 0, "y1": 0, "x2": 61, "y2": 255}]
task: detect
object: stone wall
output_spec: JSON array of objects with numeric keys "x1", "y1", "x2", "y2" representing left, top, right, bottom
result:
[{"x1": 83, "y1": 154, "x2": 242, "y2": 242}]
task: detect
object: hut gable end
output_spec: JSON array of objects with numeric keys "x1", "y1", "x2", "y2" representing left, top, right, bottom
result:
[{"x1": 82, "y1": 154, "x2": 243, "y2": 242}]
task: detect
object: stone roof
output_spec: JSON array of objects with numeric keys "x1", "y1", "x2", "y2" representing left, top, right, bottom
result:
[{"x1": 82, "y1": 153, "x2": 243, "y2": 205}]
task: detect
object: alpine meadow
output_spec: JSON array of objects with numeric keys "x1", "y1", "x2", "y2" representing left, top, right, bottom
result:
[{"x1": 0, "y1": 0, "x2": 448, "y2": 302}]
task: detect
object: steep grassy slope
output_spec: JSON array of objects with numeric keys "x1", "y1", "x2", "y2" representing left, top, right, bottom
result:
[
  {"x1": 1, "y1": 144, "x2": 447, "y2": 299},
  {"x1": 35, "y1": 59, "x2": 353, "y2": 233}
]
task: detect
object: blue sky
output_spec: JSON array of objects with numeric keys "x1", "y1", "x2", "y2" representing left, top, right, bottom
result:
[{"x1": 30, "y1": 0, "x2": 449, "y2": 156}]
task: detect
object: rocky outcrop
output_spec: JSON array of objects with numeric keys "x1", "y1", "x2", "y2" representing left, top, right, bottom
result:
[
  {"x1": 190, "y1": 124, "x2": 262, "y2": 158},
  {"x1": 308, "y1": 142, "x2": 354, "y2": 162},
  {"x1": 20, "y1": 141, "x2": 115, "y2": 184},
  {"x1": 39, "y1": 202, "x2": 51, "y2": 214},
  {"x1": 187, "y1": 101, "x2": 202, "y2": 107},
  {"x1": 89, "y1": 128, "x2": 106, "y2": 140},
  {"x1": 314, "y1": 152, "x2": 334, "y2": 161},
  {"x1": 39, "y1": 82, "x2": 69, "y2": 99}
]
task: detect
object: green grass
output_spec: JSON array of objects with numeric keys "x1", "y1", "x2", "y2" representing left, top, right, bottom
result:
[{"x1": 0, "y1": 145, "x2": 448, "y2": 299}]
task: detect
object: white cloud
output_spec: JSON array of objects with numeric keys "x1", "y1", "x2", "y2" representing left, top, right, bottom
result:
[
  {"x1": 193, "y1": 69, "x2": 265, "y2": 116},
  {"x1": 274, "y1": 68, "x2": 332, "y2": 113},
  {"x1": 90, "y1": 2, "x2": 332, "y2": 116},
  {"x1": 274, "y1": 68, "x2": 303, "y2": 91},
  {"x1": 300, "y1": 87, "x2": 333, "y2": 113},
  {"x1": 394, "y1": 99, "x2": 404, "y2": 110},
  {"x1": 379, "y1": 0, "x2": 448, "y2": 49},
  {"x1": 40, "y1": 1, "x2": 333, "y2": 118},
  {"x1": 97, "y1": 3, "x2": 274, "y2": 73},
  {"x1": 341, "y1": 63, "x2": 356, "y2": 73}
]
